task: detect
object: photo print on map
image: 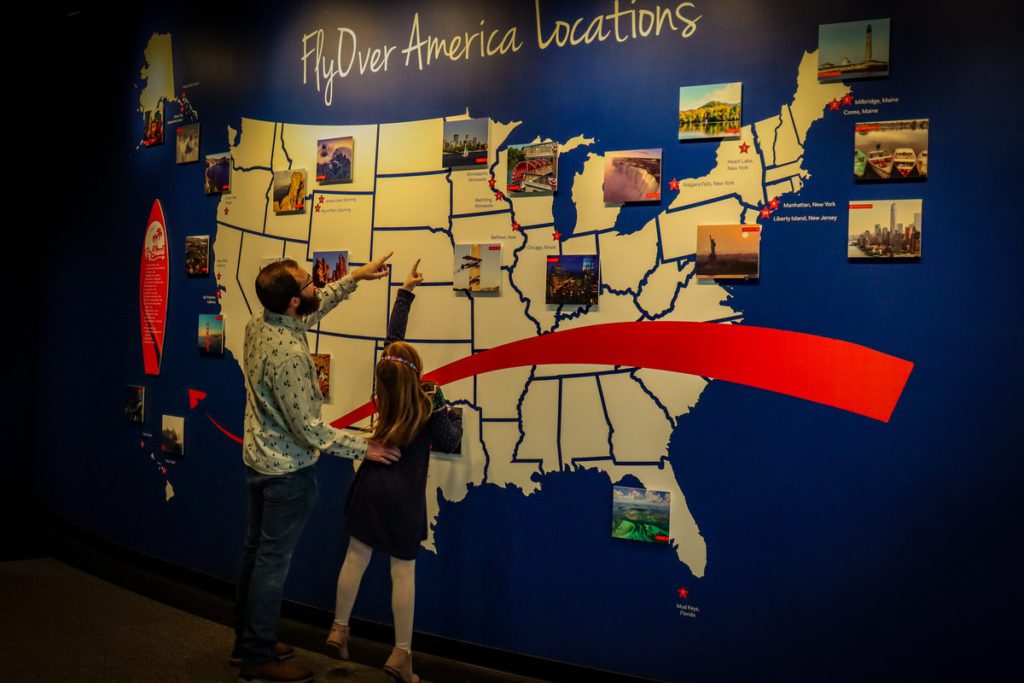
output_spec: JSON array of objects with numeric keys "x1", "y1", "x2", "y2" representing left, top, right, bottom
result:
[
  {"x1": 442, "y1": 117, "x2": 489, "y2": 170},
  {"x1": 453, "y1": 243, "x2": 502, "y2": 294},
  {"x1": 603, "y1": 149, "x2": 662, "y2": 203},
  {"x1": 161, "y1": 415, "x2": 185, "y2": 459},
  {"x1": 312, "y1": 250, "x2": 349, "y2": 288},
  {"x1": 312, "y1": 353, "x2": 331, "y2": 402},
  {"x1": 197, "y1": 314, "x2": 225, "y2": 356},
  {"x1": 612, "y1": 485, "x2": 671, "y2": 545},
  {"x1": 848, "y1": 199, "x2": 922, "y2": 260},
  {"x1": 273, "y1": 169, "x2": 308, "y2": 215},
  {"x1": 316, "y1": 136, "x2": 354, "y2": 184},
  {"x1": 185, "y1": 235, "x2": 210, "y2": 277},
  {"x1": 204, "y1": 153, "x2": 231, "y2": 195},
  {"x1": 545, "y1": 254, "x2": 600, "y2": 306},
  {"x1": 854, "y1": 119, "x2": 928, "y2": 181},
  {"x1": 125, "y1": 385, "x2": 145, "y2": 424},
  {"x1": 818, "y1": 18, "x2": 891, "y2": 82},
  {"x1": 696, "y1": 224, "x2": 761, "y2": 280},
  {"x1": 678, "y1": 82, "x2": 742, "y2": 141},
  {"x1": 176, "y1": 123, "x2": 200, "y2": 164},
  {"x1": 141, "y1": 102, "x2": 164, "y2": 147},
  {"x1": 506, "y1": 141, "x2": 558, "y2": 196}
]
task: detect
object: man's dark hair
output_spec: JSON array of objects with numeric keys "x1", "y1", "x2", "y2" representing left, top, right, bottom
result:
[{"x1": 255, "y1": 259, "x2": 301, "y2": 314}]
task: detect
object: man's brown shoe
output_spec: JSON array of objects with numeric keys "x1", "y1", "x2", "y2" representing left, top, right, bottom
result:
[
  {"x1": 231, "y1": 642, "x2": 295, "y2": 666},
  {"x1": 238, "y1": 657, "x2": 313, "y2": 682}
]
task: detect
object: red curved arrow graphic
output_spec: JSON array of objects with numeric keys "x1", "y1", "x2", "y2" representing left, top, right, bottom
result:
[
  {"x1": 207, "y1": 413, "x2": 243, "y2": 445},
  {"x1": 330, "y1": 322, "x2": 913, "y2": 428}
]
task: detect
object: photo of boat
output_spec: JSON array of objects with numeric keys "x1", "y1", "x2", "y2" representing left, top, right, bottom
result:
[
  {"x1": 854, "y1": 119, "x2": 928, "y2": 181},
  {"x1": 893, "y1": 148, "x2": 917, "y2": 178},
  {"x1": 854, "y1": 149, "x2": 867, "y2": 178},
  {"x1": 866, "y1": 148, "x2": 893, "y2": 179}
]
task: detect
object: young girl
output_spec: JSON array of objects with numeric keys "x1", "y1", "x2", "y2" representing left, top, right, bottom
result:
[{"x1": 327, "y1": 259, "x2": 462, "y2": 683}]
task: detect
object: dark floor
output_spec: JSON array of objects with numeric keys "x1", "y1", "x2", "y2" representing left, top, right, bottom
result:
[
  {"x1": 0, "y1": 558, "x2": 546, "y2": 682},
  {"x1": 0, "y1": 558, "x2": 388, "y2": 682}
]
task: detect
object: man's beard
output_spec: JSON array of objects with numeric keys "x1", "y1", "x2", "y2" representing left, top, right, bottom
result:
[{"x1": 296, "y1": 291, "x2": 321, "y2": 316}]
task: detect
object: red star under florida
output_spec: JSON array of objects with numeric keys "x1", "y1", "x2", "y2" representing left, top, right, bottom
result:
[
  {"x1": 738, "y1": 141, "x2": 750, "y2": 154},
  {"x1": 769, "y1": 197, "x2": 780, "y2": 210},
  {"x1": 669, "y1": 178, "x2": 680, "y2": 191},
  {"x1": 760, "y1": 207, "x2": 772, "y2": 219},
  {"x1": 842, "y1": 93, "x2": 854, "y2": 106},
  {"x1": 677, "y1": 587, "x2": 689, "y2": 599}
]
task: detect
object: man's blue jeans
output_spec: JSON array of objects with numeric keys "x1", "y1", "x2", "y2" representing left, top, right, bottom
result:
[{"x1": 233, "y1": 464, "x2": 318, "y2": 666}]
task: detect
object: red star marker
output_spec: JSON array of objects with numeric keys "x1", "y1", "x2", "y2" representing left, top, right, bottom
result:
[
  {"x1": 488, "y1": 178, "x2": 496, "y2": 188},
  {"x1": 314, "y1": 205, "x2": 321, "y2": 213},
  {"x1": 511, "y1": 221, "x2": 521, "y2": 231},
  {"x1": 216, "y1": 290, "x2": 222, "y2": 299},
  {"x1": 760, "y1": 207, "x2": 772, "y2": 219},
  {"x1": 216, "y1": 272, "x2": 222, "y2": 281},
  {"x1": 224, "y1": 207, "x2": 229, "y2": 215},
  {"x1": 739, "y1": 142, "x2": 750, "y2": 154},
  {"x1": 494, "y1": 191, "x2": 504, "y2": 201},
  {"x1": 842, "y1": 93, "x2": 854, "y2": 106},
  {"x1": 829, "y1": 99, "x2": 840, "y2": 111},
  {"x1": 769, "y1": 197, "x2": 780, "y2": 210},
  {"x1": 552, "y1": 230, "x2": 562, "y2": 241},
  {"x1": 669, "y1": 178, "x2": 680, "y2": 191},
  {"x1": 677, "y1": 587, "x2": 689, "y2": 599}
]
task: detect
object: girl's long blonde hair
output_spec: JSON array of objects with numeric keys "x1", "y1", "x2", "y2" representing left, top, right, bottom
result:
[{"x1": 370, "y1": 341, "x2": 432, "y2": 448}]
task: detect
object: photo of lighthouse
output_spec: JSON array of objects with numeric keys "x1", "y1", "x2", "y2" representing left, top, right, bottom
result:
[{"x1": 818, "y1": 18, "x2": 890, "y2": 82}]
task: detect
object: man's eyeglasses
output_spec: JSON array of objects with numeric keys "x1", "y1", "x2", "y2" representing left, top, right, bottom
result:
[{"x1": 297, "y1": 277, "x2": 314, "y2": 294}]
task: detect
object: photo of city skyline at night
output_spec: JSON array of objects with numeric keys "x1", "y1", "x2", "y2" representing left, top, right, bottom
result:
[
  {"x1": 612, "y1": 486, "x2": 671, "y2": 545},
  {"x1": 696, "y1": 224, "x2": 761, "y2": 280},
  {"x1": 854, "y1": 119, "x2": 928, "y2": 181},
  {"x1": 818, "y1": 18, "x2": 890, "y2": 82},
  {"x1": 316, "y1": 136, "x2": 353, "y2": 184},
  {"x1": 603, "y1": 149, "x2": 662, "y2": 203},
  {"x1": 848, "y1": 199, "x2": 922, "y2": 259},
  {"x1": 442, "y1": 117, "x2": 489, "y2": 169},
  {"x1": 312, "y1": 250, "x2": 348, "y2": 288},
  {"x1": 506, "y1": 141, "x2": 558, "y2": 195},
  {"x1": 545, "y1": 255, "x2": 600, "y2": 306}
]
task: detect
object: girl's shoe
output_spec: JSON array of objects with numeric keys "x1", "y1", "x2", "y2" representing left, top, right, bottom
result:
[{"x1": 382, "y1": 647, "x2": 420, "y2": 683}]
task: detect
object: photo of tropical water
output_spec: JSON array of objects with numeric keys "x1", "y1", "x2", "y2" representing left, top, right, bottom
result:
[{"x1": 612, "y1": 486, "x2": 671, "y2": 544}]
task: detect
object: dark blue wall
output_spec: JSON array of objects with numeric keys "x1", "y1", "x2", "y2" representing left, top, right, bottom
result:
[{"x1": 37, "y1": 1, "x2": 1022, "y2": 680}]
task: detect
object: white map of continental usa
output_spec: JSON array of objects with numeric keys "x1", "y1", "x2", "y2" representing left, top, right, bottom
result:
[{"x1": 201, "y1": 51, "x2": 848, "y2": 579}]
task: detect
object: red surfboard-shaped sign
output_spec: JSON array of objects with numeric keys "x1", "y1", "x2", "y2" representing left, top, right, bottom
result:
[{"x1": 140, "y1": 200, "x2": 169, "y2": 375}]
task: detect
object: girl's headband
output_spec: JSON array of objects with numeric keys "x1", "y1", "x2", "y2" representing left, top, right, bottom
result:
[{"x1": 381, "y1": 355, "x2": 418, "y2": 372}]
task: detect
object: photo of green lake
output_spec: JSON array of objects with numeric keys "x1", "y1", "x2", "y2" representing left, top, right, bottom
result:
[{"x1": 612, "y1": 486, "x2": 671, "y2": 545}]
